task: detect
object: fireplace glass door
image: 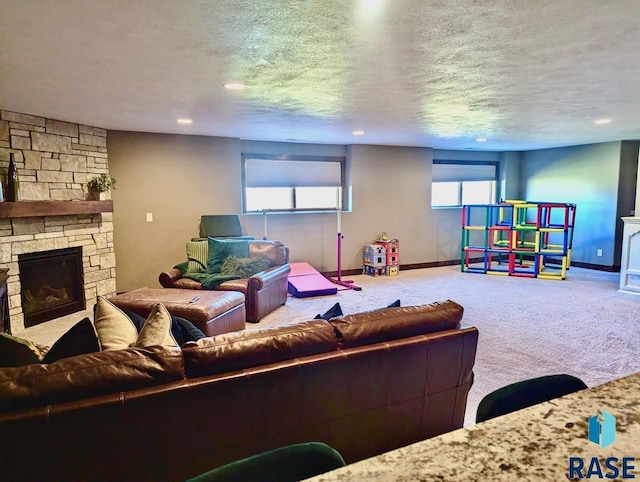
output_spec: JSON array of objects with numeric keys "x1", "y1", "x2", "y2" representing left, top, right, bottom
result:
[{"x1": 18, "y1": 247, "x2": 85, "y2": 328}]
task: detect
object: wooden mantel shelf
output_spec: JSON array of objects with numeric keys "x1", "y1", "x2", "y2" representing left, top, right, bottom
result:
[{"x1": 0, "y1": 200, "x2": 113, "y2": 219}]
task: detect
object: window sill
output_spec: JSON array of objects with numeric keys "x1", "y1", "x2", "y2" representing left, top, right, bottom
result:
[
  {"x1": 244, "y1": 209, "x2": 350, "y2": 215},
  {"x1": 431, "y1": 205, "x2": 463, "y2": 210}
]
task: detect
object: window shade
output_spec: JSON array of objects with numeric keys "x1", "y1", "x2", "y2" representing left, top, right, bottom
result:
[
  {"x1": 432, "y1": 163, "x2": 496, "y2": 182},
  {"x1": 245, "y1": 159, "x2": 342, "y2": 188}
]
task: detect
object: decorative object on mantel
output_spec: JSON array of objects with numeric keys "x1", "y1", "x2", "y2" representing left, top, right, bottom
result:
[
  {"x1": 87, "y1": 173, "x2": 117, "y2": 200},
  {"x1": 7, "y1": 153, "x2": 21, "y2": 202}
]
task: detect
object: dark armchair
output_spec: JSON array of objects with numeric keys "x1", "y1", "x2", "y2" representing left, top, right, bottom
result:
[{"x1": 160, "y1": 240, "x2": 290, "y2": 323}]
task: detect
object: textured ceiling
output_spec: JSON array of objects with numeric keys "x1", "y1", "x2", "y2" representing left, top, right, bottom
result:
[{"x1": 1, "y1": 0, "x2": 640, "y2": 151}]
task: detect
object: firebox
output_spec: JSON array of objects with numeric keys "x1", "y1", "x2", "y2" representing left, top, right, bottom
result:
[{"x1": 18, "y1": 247, "x2": 85, "y2": 328}]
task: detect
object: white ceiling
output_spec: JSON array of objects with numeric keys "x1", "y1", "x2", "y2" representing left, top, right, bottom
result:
[{"x1": 1, "y1": 0, "x2": 640, "y2": 151}]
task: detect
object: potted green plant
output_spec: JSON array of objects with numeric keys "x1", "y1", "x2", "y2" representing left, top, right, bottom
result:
[{"x1": 87, "y1": 173, "x2": 117, "y2": 200}]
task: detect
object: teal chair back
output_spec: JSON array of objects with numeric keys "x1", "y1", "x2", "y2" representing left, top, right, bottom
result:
[
  {"x1": 186, "y1": 442, "x2": 346, "y2": 482},
  {"x1": 476, "y1": 374, "x2": 588, "y2": 423}
]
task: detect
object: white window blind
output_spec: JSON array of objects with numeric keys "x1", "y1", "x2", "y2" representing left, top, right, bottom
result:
[
  {"x1": 245, "y1": 159, "x2": 342, "y2": 188},
  {"x1": 432, "y1": 163, "x2": 496, "y2": 182}
]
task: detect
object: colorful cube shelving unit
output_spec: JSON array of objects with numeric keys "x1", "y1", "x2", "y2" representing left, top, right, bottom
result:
[{"x1": 461, "y1": 200, "x2": 576, "y2": 280}]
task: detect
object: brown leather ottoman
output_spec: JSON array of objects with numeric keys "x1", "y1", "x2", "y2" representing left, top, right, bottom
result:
[{"x1": 108, "y1": 287, "x2": 246, "y2": 337}]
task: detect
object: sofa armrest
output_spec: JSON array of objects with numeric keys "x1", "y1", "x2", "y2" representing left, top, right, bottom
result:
[
  {"x1": 247, "y1": 264, "x2": 291, "y2": 291},
  {"x1": 159, "y1": 268, "x2": 183, "y2": 288}
]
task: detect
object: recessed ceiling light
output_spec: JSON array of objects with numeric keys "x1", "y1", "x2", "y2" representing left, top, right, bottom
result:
[
  {"x1": 223, "y1": 82, "x2": 246, "y2": 90},
  {"x1": 594, "y1": 118, "x2": 611, "y2": 125},
  {"x1": 352, "y1": 130, "x2": 365, "y2": 136},
  {"x1": 177, "y1": 118, "x2": 193, "y2": 125},
  {"x1": 476, "y1": 137, "x2": 487, "y2": 142}
]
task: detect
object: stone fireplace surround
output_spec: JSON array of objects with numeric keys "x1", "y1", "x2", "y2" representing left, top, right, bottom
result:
[{"x1": 0, "y1": 110, "x2": 116, "y2": 333}]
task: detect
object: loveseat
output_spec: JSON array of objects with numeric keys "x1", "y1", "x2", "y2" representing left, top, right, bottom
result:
[
  {"x1": 0, "y1": 300, "x2": 478, "y2": 482},
  {"x1": 159, "y1": 239, "x2": 290, "y2": 323}
]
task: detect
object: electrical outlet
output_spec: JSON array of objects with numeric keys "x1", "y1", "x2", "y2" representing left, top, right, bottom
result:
[
  {"x1": 597, "y1": 248, "x2": 603, "y2": 257},
  {"x1": 146, "y1": 213, "x2": 153, "y2": 222}
]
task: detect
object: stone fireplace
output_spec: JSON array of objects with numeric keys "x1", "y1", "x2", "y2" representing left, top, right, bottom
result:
[{"x1": 0, "y1": 110, "x2": 117, "y2": 333}]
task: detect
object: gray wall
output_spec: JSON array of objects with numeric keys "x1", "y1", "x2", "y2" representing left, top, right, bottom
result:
[
  {"x1": 108, "y1": 130, "x2": 636, "y2": 292},
  {"x1": 499, "y1": 151, "x2": 523, "y2": 201},
  {"x1": 522, "y1": 142, "x2": 623, "y2": 267},
  {"x1": 107, "y1": 132, "x2": 242, "y2": 291},
  {"x1": 615, "y1": 141, "x2": 639, "y2": 263},
  {"x1": 108, "y1": 131, "x2": 458, "y2": 292},
  {"x1": 430, "y1": 149, "x2": 509, "y2": 262}
]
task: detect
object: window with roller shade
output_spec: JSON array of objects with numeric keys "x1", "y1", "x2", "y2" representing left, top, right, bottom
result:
[
  {"x1": 242, "y1": 154, "x2": 347, "y2": 213},
  {"x1": 431, "y1": 161, "x2": 498, "y2": 207}
]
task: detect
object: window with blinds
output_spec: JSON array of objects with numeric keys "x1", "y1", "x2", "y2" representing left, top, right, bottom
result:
[
  {"x1": 242, "y1": 154, "x2": 346, "y2": 213},
  {"x1": 431, "y1": 161, "x2": 498, "y2": 207}
]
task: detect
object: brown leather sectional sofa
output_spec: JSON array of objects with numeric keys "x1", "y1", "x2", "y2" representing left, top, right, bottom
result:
[
  {"x1": 0, "y1": 300, "x2": 478, "y2": 482},
  {"x1": 159, "y1": 240, "x2": 290, "y2": 323}
]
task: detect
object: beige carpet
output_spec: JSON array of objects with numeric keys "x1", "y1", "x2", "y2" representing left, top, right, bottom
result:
[
  {"x1": 16, "y1": 265, "x2": 640, "y2": 427},
  {"x1": 257, "y1": 265, "x2": 640, "y2": 426}
]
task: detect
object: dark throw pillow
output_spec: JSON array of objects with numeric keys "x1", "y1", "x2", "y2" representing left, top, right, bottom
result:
[
  {"x1": 314, "y1": 302, "x2": 343, "y2": 321},
  {"x1": 312, "y1": 301, "x2": 397, "y2": 322},
  {"x1": 42, "y1": 317, "x2": 100, "y2": 364},
  {"x1": 172, "y1": 317, "x2": 207, "y2": 345},
  {"x1": 0, "y1": 333, "x2": 41, "y2": 367},
  {"x1": 116, "y1": 306, "x2": 148, "y2": 332}
]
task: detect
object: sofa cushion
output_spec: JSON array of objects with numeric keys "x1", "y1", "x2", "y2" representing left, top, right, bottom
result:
[
  {"x1": 0, "y1": 333, "x2": 42, "y2": 367},
  {"x1": 0, "y1": 345, "x2": 185, "y2": 413},
  {"x1": 187, "y1": 240, "x2": 209, "y2": 273},
  {"x1": 174, "y1": 277, "x2": 205, "y2": 289},
  {"x1": 329, "y1": 300, "x2": 463, "y2": 349},
  {"x1": 94, "y1": 296, "x2": 178, "y2": 351},
  {"x1": 214, "y1": 278, "x2": 249, "y2": 295},
  {"x1": 182, "y1": 319, "x2": 339, "y2": 378},
  {"x1": 42, "y1": 317, "x2": 101, "y2": 364}
]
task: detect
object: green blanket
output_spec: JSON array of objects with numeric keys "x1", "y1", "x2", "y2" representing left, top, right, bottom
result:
[
  {"x1": 175, "y1": 255, "x2": 271, "y2": 289},
  {"x1": 175, "y1": 262, "x2": 241, "y2": 289}
]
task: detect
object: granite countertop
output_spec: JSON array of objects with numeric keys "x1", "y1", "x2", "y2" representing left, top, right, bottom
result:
[{"x1": 307, "y1": 372, "x2": 640, "y2": 481}]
